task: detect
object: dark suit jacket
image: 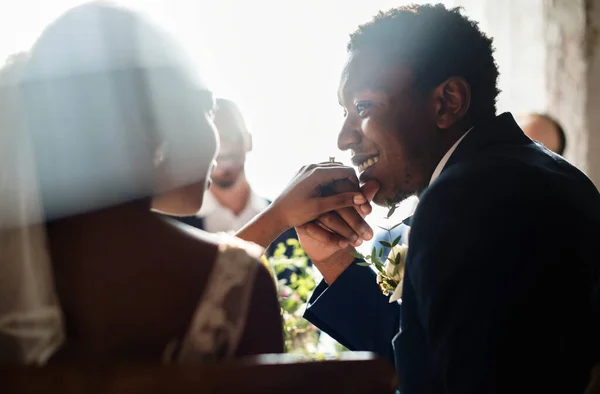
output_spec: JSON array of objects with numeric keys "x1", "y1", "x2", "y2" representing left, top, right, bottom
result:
[{"x1": 305, "y1": 113, "x2": 600, "y2": 394}]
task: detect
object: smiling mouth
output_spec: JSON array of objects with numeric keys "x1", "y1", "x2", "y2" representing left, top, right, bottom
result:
[{"x1": 357, "y1": 155, "x2": 380, "y2": 173}]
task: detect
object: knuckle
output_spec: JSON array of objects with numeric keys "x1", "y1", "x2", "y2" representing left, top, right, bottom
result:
[
  {"x1": 339, "y1": 207, "x2": 359, "y2": 222},
  {"x1": 318, "y1": 212, "x2": 334, "y2": 225},
  {"x1": 314, "y1": 199, "x2": 327, "y2": 212},
  {"x1": 333, "y1": 179, "x2": 358, "y2": 193},
  {"x1": 325, "y1": 230, "x2": 338, "y2": 243}
]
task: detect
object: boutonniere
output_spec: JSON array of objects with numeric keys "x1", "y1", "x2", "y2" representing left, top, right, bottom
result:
[{"x1": 353, "y1": 201, "x2": 408, "y2": 303}]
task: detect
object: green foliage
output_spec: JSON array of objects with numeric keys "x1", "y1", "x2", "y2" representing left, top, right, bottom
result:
[
  {"x1": 353, "y1": 201, "x2": 406, "y2": 295},
  {"x1": 268, "y1": 240, "x2": 347, "y2": 356}
]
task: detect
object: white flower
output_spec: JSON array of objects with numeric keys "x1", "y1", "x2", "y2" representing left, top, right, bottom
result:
[
  {"x1": 388, "y1": 280, "x2": 404, "y2": 303},
  {"x1": 386, "y1": 244, "x2": 408, "y2": 303}
]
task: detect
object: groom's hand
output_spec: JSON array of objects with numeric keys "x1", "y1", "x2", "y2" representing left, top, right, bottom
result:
[{"x1": 297, "y1": 179, "x2": 380, "y2": 284}]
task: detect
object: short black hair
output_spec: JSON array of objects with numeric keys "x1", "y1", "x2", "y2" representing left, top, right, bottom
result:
[
  {"x1": 532, "y1": 113, "x2": 567, "y2": 155},
  {"x1": 348, "y1": 3, "x2": 500, "y2": 126}
]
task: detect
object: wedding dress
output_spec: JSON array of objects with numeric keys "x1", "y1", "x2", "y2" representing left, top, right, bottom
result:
[{"x1": 166, "y1": 232, "x2": 265, "y2": 363}]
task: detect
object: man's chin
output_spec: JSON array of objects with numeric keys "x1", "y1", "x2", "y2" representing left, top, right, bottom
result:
[
  {"x1": 371, "y1": 188, "x2": 414, "y2": 208},
  {"x1": 371, "y1": 191, "x2": 392, "y2": 207}
]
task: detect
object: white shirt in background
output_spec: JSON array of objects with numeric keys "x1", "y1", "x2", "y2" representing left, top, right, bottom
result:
[{"x1": 197, "y1": 189, "x2": 269, "y2": 233}]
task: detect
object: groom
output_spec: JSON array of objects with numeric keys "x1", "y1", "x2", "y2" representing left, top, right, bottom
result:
[{"x1": 296, "y1": 4, "x2": 600, "y2": 394}]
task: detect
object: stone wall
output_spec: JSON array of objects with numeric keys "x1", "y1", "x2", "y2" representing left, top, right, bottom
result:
[
  {"x1": 544, "y1": 0, "x2": 590, "y2": 176},
  {"x1": 454, "y1": 0, "x2": 546, "y2": 115},
  {"x1": 583, "y1": 0, "x2": 600, "y2": 185},
  {"x1": 457, "y1": 0, "x2": 600, "y2": 187}
]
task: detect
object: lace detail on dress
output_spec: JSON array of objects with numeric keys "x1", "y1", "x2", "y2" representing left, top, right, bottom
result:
[{"x1": 171, "y1": 233, "x2": 264, "y2": 363}]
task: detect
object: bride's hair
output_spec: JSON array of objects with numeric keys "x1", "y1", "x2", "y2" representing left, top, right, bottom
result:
[{"x1": 20, "y1": 2, "x2": 216, "y2": 221}]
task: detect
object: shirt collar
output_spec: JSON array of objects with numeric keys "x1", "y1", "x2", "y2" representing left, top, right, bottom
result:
[
  {"x1": 198, "y1": 189, "x2": 219, "y2": 216},
  {"x1": 247, "y1": 189, "x2": 269, "y2": 212},
  {"x1": 197, "y1": 188, "x2": 268, "y2": 217},
  {"x1": 429, "y1": 127, "x2": 474, "y2": 185}
]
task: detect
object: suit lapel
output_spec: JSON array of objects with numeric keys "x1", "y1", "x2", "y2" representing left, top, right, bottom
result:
[{"x1": 443, "y1": 112, "x2": 532, "y2": 175}]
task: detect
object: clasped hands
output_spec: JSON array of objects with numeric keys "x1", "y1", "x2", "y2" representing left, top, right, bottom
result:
[{"x1": 237, "y1": 161, "x2": 379, "y2": 274}]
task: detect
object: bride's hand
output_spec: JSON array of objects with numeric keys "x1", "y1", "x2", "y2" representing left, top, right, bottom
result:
[
  {"x1": 269, "y1": 163, "x2": 371, "y2": 233},
  {"x1": 303, "y1": 177, "x2": 379, "y2": 242},
  {"x1": 236, "y1": 163, "x2": 371, "y2": 248},
  {"x1": 296, "y1": 179, "x2": 379, "y2": 267}
]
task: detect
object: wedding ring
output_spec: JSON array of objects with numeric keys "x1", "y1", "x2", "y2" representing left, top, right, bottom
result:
[{"x1": 329, "y1": 156, "x2": 335, "y2": 163}]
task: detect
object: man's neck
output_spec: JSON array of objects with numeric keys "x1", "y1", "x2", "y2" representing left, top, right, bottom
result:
[
  {"x1": 428, "y1": 123, "x2": 475, "y2": 186},
  {"x1": 211, "y1": 175, "x2": 252, "y2": 216}
]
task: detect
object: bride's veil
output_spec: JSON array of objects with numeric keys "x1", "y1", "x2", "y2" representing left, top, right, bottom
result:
[
  {"x1": 0, "y1": 3, "x2": 213, "y2": 364},
  {"x1": 0, "y1": 53, "x2": 65, "y2": 364}
]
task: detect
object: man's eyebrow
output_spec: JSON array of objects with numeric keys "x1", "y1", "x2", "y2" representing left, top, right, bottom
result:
[
  {"x1": 337, "y1": 84, "x2": 360, "y2": 105},
  {"x1": 341, "y1": 84, "x2": 389, "y2": 102}
]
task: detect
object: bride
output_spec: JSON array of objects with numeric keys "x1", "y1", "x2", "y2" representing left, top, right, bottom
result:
[{"x1": 0, "y1": 3, "x2": 375, "y2": 364}]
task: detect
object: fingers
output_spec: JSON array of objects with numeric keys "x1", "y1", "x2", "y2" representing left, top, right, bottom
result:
[
  {"x1": 331, "y1": 206, "x2": 374, "y2": 241},
  {"x1": 312, "y1": 192, "x2": 366, "y2": 215},
  {"x1": 355, "y1": 202, "x2": 372, "y2": 217},
  {"x1": 312, "y1": 195, "x2": 373, "y2": 243},
  {"x1": 308, "y1": 165, "x2": 360, "y2": 188},
  {"x1": 300, "y1": 221, "x2": 350, "y2": 249},
  {"x1": 317, "y1": 211, "x2": 363, "y2": 247},
  {"x1": 322, "y1": 177, "x2": 359, "y2": 195},
  {"x1": 353, "y1": 180, "x2": 380, "y2": 216}
]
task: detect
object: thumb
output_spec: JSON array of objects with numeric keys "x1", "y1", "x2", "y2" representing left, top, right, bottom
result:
[
  {"x1": 361, "y1": 180, "x2": 380, "y2": 202},
  {"x1": 312, "y1": 192, "x2": 366, "y2": 216}
]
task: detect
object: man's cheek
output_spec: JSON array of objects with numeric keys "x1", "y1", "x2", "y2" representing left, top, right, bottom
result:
[{"x1": 363, "y1": 116, "x2": 397, "y2": 143}]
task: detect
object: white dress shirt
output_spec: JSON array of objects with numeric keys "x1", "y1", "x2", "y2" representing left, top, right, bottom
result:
[
  {"x1": 429, "y1": 127, "x2": 473, "y2": 185},
  {"x1": 197, "y1": 189, "x2": 269, "y2": 233}
]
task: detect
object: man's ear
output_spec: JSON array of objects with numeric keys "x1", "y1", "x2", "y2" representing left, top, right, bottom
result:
[{"x1": 432, "y1": 76, "x2": 471, "y2": 129}]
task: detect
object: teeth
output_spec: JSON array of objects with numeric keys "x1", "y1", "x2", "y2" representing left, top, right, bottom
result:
[{"x1": 358, "y1": 156, "x2": 379, "y2": 172}]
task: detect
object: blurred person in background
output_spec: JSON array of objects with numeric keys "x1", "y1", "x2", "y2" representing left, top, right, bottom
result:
[
  {"x1": 518, "y1": 112, "x2": 566, "y2": 155},
  {"x1": 170, "y1": 98, "x2": 301, "y2": 259}
]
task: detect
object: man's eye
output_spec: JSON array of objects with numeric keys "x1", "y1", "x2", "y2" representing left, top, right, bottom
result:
[{"x1": 356, "y1": 102, "x2": 373, "y2": 116}]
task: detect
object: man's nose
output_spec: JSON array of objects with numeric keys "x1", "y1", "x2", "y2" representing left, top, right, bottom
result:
[{"x1": 337, "y1": 119, "x2": 362, "y2": 151}]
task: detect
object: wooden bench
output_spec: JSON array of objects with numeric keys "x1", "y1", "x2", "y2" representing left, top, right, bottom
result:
[{"x1": 0, "y1": 352, "x2": 397, "y2": 394}]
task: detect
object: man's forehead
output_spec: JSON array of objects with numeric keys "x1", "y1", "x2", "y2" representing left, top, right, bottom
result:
[
  {"x1": 338, "y1": 50, "x2": 412, "y2": 100},
  {"x1": 215, "y1": 116, "x2": 246, "y2": 140},
  {"x1": 214, "y1": 106, "x2": 249, "y2": 147}
]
